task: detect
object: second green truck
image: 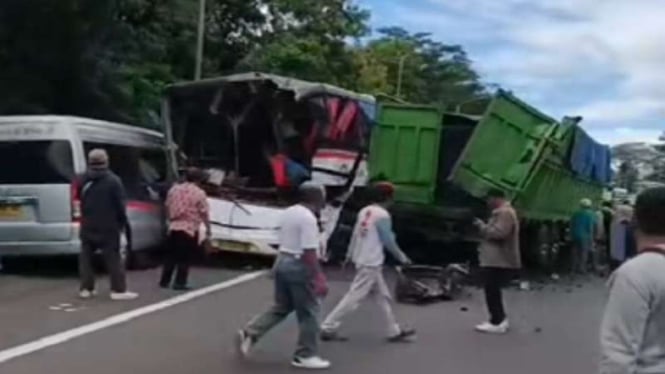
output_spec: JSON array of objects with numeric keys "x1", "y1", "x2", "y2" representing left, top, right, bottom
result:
[{"x1": 335, "y1": 90, "x2": 612, "y2": 268}]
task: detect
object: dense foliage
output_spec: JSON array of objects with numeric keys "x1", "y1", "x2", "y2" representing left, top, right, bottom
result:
[{"x1": 0, "y1": 0, "x2": 488, "y2": 127}]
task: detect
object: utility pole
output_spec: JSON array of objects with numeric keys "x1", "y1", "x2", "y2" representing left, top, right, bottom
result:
[
  {"x1": 395, "y1": 55, "x2": 408, "y2": 98},
  {"x1": 194, "y1": 0, "x2": 207, "y2": 80}
]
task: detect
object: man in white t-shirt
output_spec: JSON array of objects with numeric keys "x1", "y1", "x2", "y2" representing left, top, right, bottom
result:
[
  {"x1": 236, "y1": 182, "x2": 331, "y2": 370},
  {"x1": 320, "y1": 182, "x2": 415, "y2": 342}
]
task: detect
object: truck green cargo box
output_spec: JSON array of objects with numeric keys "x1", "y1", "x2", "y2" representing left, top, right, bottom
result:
[
  {"x1": 366, "y1": 90, "x2": 559, "y2": 259},
  {"x1": 514, "y1": 118, "x2": 604, "y2": 221},
  {"x1": 370, "y1": 90, "x2": 556, "y2": 209},
  {"x1": 364, "y1": 90, "x2": 610, "y2": 265}
]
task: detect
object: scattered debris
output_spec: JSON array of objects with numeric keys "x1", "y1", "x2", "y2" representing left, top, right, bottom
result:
[
  {"x1": 534, "y1": 327, "x2": 543, "y2": 333},
  {"x1": 460, "y1": 306, "x2": 469, "y2": 312},
  {"x1": 49, "y1": 303, "x2": 83, "y2": 313}
]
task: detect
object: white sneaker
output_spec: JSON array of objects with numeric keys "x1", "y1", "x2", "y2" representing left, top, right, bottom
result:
[
  {"x1": 235, "y1": 330, "x2": 255, "y2": 358},
  {"x1": 291, "y1": 356, "x2": 331, "y2": 370},
  {"x1": 110, "y1": 291, "x2": 139, "y2": 301},
  {"x1": 79, "y1": 289, "x2": 97, "y2": 299},
  {"x1": 475, "y1": 320, "x2": 509, "y2": 334}
]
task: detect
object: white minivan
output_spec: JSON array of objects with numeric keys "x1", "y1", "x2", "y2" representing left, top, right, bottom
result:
[{"x1": 0, "y1": 116, "x2": 168, "y2": 267}]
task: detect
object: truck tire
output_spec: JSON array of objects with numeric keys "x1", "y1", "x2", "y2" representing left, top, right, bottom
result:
[
  {"x1": 327, "y1": 224, "x2": 353, "y2": 264},
  {"x1": 121, "y1": 231, "x2": 157, "y2": 271}
]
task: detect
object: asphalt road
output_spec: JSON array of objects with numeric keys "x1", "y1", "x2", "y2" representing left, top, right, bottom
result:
[
  {"x1": 0, "y1": 264, "x2": 607, "y2": 374},
  {"x1": 0, "y1": 257, "x2": 254, "y2": 351}
]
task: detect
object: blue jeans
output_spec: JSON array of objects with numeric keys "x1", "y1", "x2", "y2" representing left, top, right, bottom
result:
[
  {"x1": 572, "y1": 238, "x2": 595, "y2": 274},
  {"x1": 245, "y1": 255, "x2": 320, "y2": 358}
]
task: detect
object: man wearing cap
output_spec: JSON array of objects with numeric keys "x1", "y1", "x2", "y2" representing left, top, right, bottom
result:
[
  {"x1": 571, "y1": 198, "x2": 598, "y2": 274},
  {"x1": 236, "y1": 182, "x2": 331, "y2": 370},
  {"x1": 77, "y1": 149, "x2": 138, "y2": 300},
  {"x1": 320, "y1": 182, "x2": 415, "y2": 343}
]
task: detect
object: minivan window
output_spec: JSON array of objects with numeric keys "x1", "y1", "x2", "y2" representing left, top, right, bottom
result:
[
  {"x1": 0, "y1": 140, "x2": 74, "y2": 184},
  {"x1": 83, "y1": 142, "x2": 167, "y2": 201},
  {"x1": 139, "y1": 148, "x2": 168, "y2": 184}
]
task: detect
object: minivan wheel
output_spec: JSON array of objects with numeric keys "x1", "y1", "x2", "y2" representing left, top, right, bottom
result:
[
  {"x1": 119, "y1": 232, "x2": 154, "y2": 271},
  {"x1": 126, "y1": 250, "x2": 154, "y2": 271}
]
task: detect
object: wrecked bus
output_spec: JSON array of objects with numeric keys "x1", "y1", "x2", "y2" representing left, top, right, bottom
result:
[{"x1": 161, "y1": 72, "x2": 375, "y2": 257}]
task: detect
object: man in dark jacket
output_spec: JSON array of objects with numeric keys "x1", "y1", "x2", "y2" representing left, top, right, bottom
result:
[{"x1": 78, "y1": 149, "x2": 138, "y2": 301}]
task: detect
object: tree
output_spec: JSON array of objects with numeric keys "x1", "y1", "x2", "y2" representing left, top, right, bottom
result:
[
  {"x1": 0, "y1": 0, "x2": 122, "y2": 118},
  {"x1": 617, "y1": 161, "x2": 639, "y2": 193},
  {"x1": 237, "y1": 0, "x2": 370, "y2": 88},
  {"x1": 0, "y1": 1, "x2": 488, "y2": 126},
  {"x1": 647, "y1": 132, "x2": 665, "y2": 183},
  {"x1": 355, "y1": 27, "x2": 488, "y2": 107}
]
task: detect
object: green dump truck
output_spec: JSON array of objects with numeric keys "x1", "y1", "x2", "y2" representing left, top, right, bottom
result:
[{"x1": 334, "y1": 90, "x2": 612, "y2": 268}]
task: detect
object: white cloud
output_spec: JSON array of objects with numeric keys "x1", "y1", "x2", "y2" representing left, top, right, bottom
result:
[
  {"x1": 573, "y1": 98, "x2": 663, "y2": 124},
  {"x1": 385, "y1": 0, "x2": 665, "y2": 143},
  {"x1": 587, "y1": 127, "x2": 662, "y2": 146}
]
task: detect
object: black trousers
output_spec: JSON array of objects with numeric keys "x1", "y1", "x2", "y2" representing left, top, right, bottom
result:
[
  {"x1": 482, "y1": 267, "x2": 514, "y2": 325},
  {"x1": 160, "y1": 231, "x2": 198, "y2": 288},
  {"x1": 79, "y1": 234, "x2": 126, "y2": 293}
]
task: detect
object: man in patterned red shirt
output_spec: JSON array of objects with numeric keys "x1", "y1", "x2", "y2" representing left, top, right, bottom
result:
[{"x1": 159, "y1": 168, "x2": 211, "y2": 290}]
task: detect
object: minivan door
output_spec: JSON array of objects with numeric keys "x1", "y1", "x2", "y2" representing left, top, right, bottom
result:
[{"x1": 0, "y1": 140, "x2": 76, "y2": 242}]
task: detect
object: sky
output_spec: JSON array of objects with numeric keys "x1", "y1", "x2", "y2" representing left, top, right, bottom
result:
[{"x1": 357, "y1": 0, "x2": 665, "y2": 145}]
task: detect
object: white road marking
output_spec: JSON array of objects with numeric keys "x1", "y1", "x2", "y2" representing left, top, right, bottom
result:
[{"x1": 0, "y1": 271, "x2": 266, "y2": 365}]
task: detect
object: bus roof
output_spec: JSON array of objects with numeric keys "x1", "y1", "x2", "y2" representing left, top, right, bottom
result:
[{"x1": 166, "y1": 72, "x2": 375, "y2": 103}]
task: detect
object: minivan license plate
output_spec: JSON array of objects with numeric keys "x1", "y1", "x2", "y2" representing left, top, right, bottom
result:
[
  {"x1": 214, "y1": 240, "x2": 251, "y2": 253},
  {"x1": 0, "y1": 205, "x2": 23, "y2": 218}
]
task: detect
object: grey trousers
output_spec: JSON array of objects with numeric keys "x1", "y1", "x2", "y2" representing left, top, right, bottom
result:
[
  {"x1": 79, "y1": 235, "x2": 127, "y2": 293},
  {"x1": 572, "y1": 239, "x2": 597, "y2": 274},
  {"x1": 321, "y1": 266, "x2": 401, "y2": 337},
  {"x1": 245, "y1": 255, "x2": 320, "y2": 358}
]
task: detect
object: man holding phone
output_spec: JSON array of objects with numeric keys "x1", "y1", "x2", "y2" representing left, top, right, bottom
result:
[{"x1": 473, "y1": 188, "x2": 521, "y2": 334}]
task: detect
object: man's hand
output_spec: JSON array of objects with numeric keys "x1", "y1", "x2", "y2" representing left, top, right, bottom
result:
[
  {"x1": 473, "y1": 218, "x2": 484, "y2": 227},
  {"x1": 313, "y1": 273, "x2": 329, "y2": 298},
  {"x1": 202, "y1": 239, "x2": 215, "y2": 255},
  {"x1": 402, "y1": 257, "x2": 414, "y2": 266}
]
